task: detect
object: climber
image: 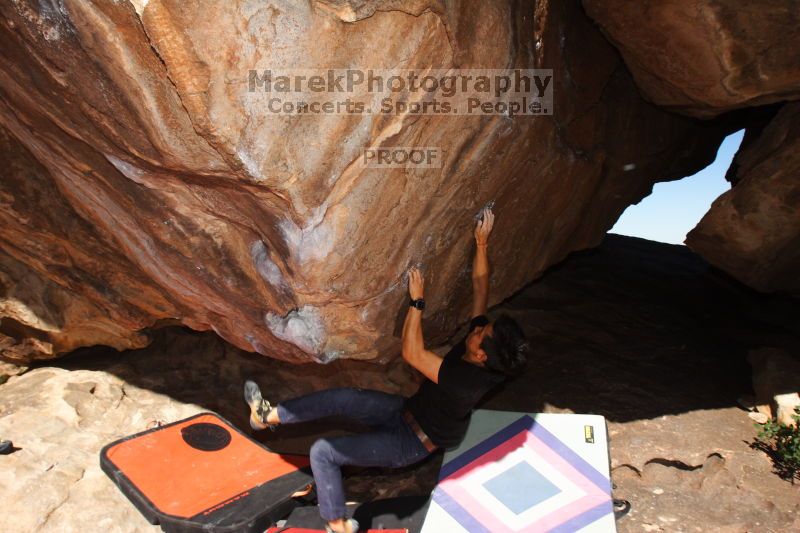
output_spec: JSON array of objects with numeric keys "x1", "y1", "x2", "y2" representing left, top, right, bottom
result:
[{"x1": 244, "y1": 207, "x2": 530, "y2": 533}]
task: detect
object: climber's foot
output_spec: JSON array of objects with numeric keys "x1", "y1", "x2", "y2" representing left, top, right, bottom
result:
[{"x1": 244, "y1": 380, "x2": 276, "y2": 431}]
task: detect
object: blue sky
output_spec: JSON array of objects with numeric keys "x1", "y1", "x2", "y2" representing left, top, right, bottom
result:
[{"x1": 610, "y1": 130, "x2": 744, "y2": 245}]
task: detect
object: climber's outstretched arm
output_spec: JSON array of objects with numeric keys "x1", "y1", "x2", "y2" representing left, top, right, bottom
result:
[{"x1": 471, "y1": 207, "x2": 494, "y2": 318}]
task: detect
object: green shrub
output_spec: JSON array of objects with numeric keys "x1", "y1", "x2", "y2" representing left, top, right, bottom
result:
[{"x1": 754, "y1": 406, "x2": 800, "y2": 483}]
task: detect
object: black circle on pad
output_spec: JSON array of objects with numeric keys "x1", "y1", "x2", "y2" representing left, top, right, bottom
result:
[{"x1": 181, "y1": 423, "x2": 232, "y2": 451}]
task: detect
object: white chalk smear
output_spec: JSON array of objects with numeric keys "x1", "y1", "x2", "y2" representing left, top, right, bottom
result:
[
  {"x1": 265, "y1": 305, "x2": 326, "y2": 355},
  {"x1": 237, "y1": 146, "x2": 264, "y2": 181},
  {"x1": 313, "y1": 349, "x2": 342, "y2": 364},
  {"x1": 105, "y1": 154, "x2": 146, "y2": 184},
  {"x1": 279, "y1": 206, "x2": 334, "y2": 263},
  {"x1": 250, "y1": 240, "x2": 288, "y2": 291},
  {"x1": 473, "y1": 200, "x2": 495, "y2": 220}
]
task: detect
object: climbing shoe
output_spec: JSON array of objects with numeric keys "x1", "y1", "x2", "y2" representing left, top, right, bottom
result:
[
  {"x1": 244, "y1": 380, "x2": 276, "y2": 431},
  {"x1": 0, "y1": 440, "x2": 12, "y2": 455}
]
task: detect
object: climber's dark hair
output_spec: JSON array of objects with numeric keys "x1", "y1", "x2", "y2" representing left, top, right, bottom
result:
[{"x1": 480, "y1": 313, "x2": 529, "y2": 376}]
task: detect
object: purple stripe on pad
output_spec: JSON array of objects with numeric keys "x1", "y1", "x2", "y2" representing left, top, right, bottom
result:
[
  {"x1": 548, "y1": 500, "x2": 614, "y2": 533},
  {"x1": 431, "y1": 487, "x2": 492, "y2": 533},
  {"x1": 528, "y1": 420, "x2": 611, "y2": 493}
]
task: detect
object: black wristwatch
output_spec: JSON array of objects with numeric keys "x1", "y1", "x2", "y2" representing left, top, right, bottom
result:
[{"x1": 409, "y1": 298, "x2": 426, "y2": 311}]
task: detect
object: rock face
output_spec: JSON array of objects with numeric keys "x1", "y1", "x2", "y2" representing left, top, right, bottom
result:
[
  {"x1": 582, "y1": 0, "x2": 800, "y2": 118},
  {"x1": 583, "y1": 0, "x2": 800, "y2": 293},
  {"x1": 583, "y1": 1, "x2": 800, "y2": 295},
  {"x1": 747, "y1": 347, "x2": 800, "y2": 427},
  {"x1": 686, "y1": 103, "x2": 800, "y2": 294},
  {"x1": 0, "y1": 0, "x2": 734, "y2": 363}
]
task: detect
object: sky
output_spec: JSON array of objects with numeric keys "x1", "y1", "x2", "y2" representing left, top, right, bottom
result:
[{"x1": 609, "y1": 130, "x2": 744, "y2": 245}]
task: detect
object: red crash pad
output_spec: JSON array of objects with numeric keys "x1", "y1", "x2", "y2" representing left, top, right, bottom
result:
[{"x1": 101, "y1": 412, "x2": 313, "y2": 533}]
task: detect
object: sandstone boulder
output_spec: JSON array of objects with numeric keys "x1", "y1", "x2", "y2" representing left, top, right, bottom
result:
[
  {"x1": 583, "y1": 0, "x2": 800, "y2": 294},
  {"x1": 583, "y1": 0, "x2": 800, "y2": 118},
  {"x1": 0, "y1": 0, "x2": 733, "y2": 363},
  {"x1": 686, "y1": 103, "x2": 800, "y2": 294},
  {"x1": 746, "y1": 347, "x2": 800, "y2": 426}
]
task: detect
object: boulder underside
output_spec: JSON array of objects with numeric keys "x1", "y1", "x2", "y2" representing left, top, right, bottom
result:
[{"x1": 0, "y1": 0, "x2": 797, "y2": 363}]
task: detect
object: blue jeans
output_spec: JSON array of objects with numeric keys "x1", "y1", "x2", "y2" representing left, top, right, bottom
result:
[{"x1": 276, "y1": 387, "x2": 432, "y2": 521}]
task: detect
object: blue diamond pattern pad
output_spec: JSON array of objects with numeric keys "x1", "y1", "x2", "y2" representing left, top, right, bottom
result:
[{"x1": 482, "y1": 461, "x2": 561, "y2": 514}]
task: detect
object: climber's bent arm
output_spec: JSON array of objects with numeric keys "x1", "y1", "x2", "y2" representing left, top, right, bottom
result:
[{"x1": 401, "y1": 305, "x2": 443, "y2": 384}]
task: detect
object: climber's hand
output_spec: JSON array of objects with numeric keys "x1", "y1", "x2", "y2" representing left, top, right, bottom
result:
[
  {"x1": 408, "y1": 267, "x2": 424, "y2": 300},
  {"x1": 474, "y1": 207, "x2": 494, "y2": 246}
]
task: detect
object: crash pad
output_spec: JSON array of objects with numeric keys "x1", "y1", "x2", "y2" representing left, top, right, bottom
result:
[
  {"x1": 419, "y1": 410, "x2": 616, "y2": 533},
  {"x1": 101, "y1": 412, "x2": 313, "y2": 533}
]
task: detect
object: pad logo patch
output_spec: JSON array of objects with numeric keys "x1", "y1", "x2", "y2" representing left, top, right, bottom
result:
[{"x1": 181, "y1": 423, "x2": 232, "y2": 451}]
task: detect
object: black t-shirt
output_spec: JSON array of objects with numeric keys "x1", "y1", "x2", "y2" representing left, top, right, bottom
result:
[{"x1": 404, "y1": 315, "x2": 506, "y2": 449}]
